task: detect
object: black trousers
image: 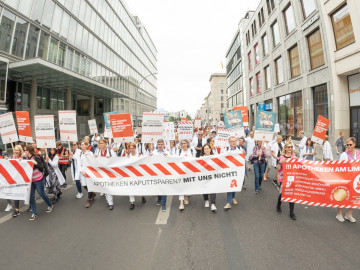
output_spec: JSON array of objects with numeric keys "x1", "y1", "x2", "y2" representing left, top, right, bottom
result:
[
  {"x1": 203, "y1": 194, "x2": 216, "y2": 204},
  {"x1": 277, "y1": 194, "x2": 294, "y2": 214},
  {"x1": 59, "y1": 164, "x2": 68, "y2": 181}
]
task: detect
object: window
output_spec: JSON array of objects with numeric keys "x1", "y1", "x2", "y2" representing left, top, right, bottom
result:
[
  {"x1": 258, "y1": 8, "x2": 265, "y2": 28},
  {"x1": 59, "y1": 11, "x2": 70, "y2": 40},
  {"x1": 26, "y1": 25, "x2": 40, "y2": 59},
  {"x1": 0, "y1": 10, "x2": 16, "y2": 53},
  {"x1": 51, "y1": 5, "x2": 63, "y2": 35},
  {"x1": 289, "y1": 45, "x2": 301, "y2": 78},
  {"x1": 271, "y1": 21, "x2": 280, "y2": 47},
  {"x1": 264, "y1": 66, "x2": 271, "y2": 89},
  {"x1": 249, "y1": 77, "x2": 254, "y2": 97},
  {"x1": 11, "y1": 17, "x2": 29, "y2": 58},
  {"x1": 30, "y1": 0, "x2": 45, "y2": 24},
  {"x1": 331, "y1": 4, "x2": 355, "y2": 50},
  {"x1": 284, "y1": 5, "x2": 296, "y2": 35},
  {"x1": 248, "y1": 51, "x2": 252, "y2": 70},
  {"x1": 256, "y1": 72, "x2": 261, "y2": 94},
  {"x1": 38, "y1": 30, "x2": 50, "y2": 59},
  {"x1": 254, "y1": 43, "x2": 259, "y2": 64},
  {"x1": 266, "y1": 0, "x2": 275, "y2": 15},
  {"x1": 48, "y1": 37, "x2": 58, "y2": 63},
  {"x1": 313, "y1": 84, "x2": 328, "y2": 122},
  {"x1": 18, "y1": 0, "x2": 34, "y2": 17},
  {"x1": 307, "y1": 29, "x2": 325, "y2": 69},
  {"x1": 41, "y1": 0, "x2": 55, "y2": 30},
  {"x1": 300, "y1": 0, "x2": 316, "y2": 19},
  {"x1": 279, "y1": 91, "x2": 303, "y2": 138},
  {"x1": 262, "y1": 34, "x2": 269, "y2": 56},
  {"x1": 275, "y1": 57, "x2": 284, "y2": 84}
]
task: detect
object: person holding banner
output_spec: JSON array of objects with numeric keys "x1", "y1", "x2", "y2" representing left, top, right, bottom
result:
[
  {"x1": 46, "y1": 148, "x2": 65, "y2": 204},
  {"x1": 322, "y1": 136, "x2": 333, "y2": 161},
  {"x1": 56, "y1": 142, "x2": 69, "y2": 187},
  {"x1": 79, "y1": 141, "x2": 96, "y2": 208},
  {"x1": 84, "y1": 136, "x2": 96, "y2": 153},
  {"x1": 201, "y1": 143, "x2": 217, "y2": 211},
  {"x1": 276, "y1": 142, "x2": 297, "y2": 220},
  {"x1": 167, "y1": 140, "x2": 178, "y2": 156},
  {"x1": 249, "y1": 141, "x2": 266, "y2": 194},
  {"x1": 192, "y1": 131, "x2": 207, "y2": 158},
  {"x1": 336, "y1": 137, "x2": 359, "y2": 223},
  {"x1": 271, "y1": 135, "x2": 284, "y2": 187},
  {"x1": 24, "y1": 145, "x2": 53, "y2": 221},
  {"x1": 69, "y1": 142, "x2": 83, "y2": 198},
  {"x1": 136, "y1": 134, "x2": 144, "y2": 155}
]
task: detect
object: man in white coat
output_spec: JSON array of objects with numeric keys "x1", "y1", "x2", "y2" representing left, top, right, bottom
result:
[
  {"x1": 296, "y1": 130, "x2": 307, "y2": 159},
  {"x1": 245, "y1": 131, "x2": 255, "y2": 171},
  {"x1": 191, "y1": 131, "x2": 207, "y2": 158}
]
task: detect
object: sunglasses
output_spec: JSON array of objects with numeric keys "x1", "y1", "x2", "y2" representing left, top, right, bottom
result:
[
  {"x1": 287, "y1": 146, "x2": 293, "y2": 148},
  {"x1": 346, "y1": 144, "x2": 353, "y2": 146}
]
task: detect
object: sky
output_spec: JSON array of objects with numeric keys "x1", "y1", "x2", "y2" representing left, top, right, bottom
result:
[{"x1": 126, "y1": 0, "x2": 259, "y2": 116}]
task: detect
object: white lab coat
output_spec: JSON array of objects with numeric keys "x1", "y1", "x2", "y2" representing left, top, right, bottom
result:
[
  {"x1": 80, "y1": 150, "x2": 94, "y2": 186},
  {"x1": 47, "y1": 155, "x2": 66, "y2": 186},
  {"x1": 298, "y1": 136, "x2": 307, "y2": 159},
  {"x1": 70, "y1": 148, "x2": 81, "y2": 181},
  {"x1": 271, "y1": 142, "x2": 284, "y2": 167},
  {"x1": 245, "y1": 137, "x2": 255, "y2": 161},
  {"x1": 323, "y1": 141, "x2": 333, "y2": 160}
]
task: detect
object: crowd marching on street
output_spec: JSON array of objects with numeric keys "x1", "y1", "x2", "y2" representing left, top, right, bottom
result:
[{"x1": 1, "y1": 123, "x2": 359, "y2": 224}]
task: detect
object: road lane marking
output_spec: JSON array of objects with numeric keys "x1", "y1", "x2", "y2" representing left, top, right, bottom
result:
[{"x1": 155, "y1": 195, "x2": 173, "y2": 225}]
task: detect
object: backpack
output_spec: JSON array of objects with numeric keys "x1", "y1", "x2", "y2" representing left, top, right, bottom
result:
[{"x1": 35, "y1": 155, "x2": 49, "y2": 179}]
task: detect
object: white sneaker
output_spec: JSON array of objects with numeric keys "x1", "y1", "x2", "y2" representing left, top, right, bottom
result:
[
  {"x1": 76, "y1": 193, "x2": 83, "y2": 199},
  {"x1": 211, "y1": 204, "x2": 217, "y2": 211},
  {"x1": 345, "y1": 215, "x2": 356, "y2": 223},
  {"x1": 179, "y1": 202, "x2": 184, "y2": 210},
  {"x1": 336, "y1": 215, "x2": 345, "y2": 222},
  {"x1": 184, "y1": 196, "x2": 189, "y2": 205},
  {"x1": 5, "y1": 204, "x2": 12, "y2": 212},
  {"x1": 205, "y1": 200, "x2": 210, "y2": 208},
  {"x1": 100, "y1": 193, "x2": 104, "y2": 196}
]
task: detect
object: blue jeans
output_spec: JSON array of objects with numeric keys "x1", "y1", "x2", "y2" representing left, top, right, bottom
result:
[
  {"x1": 157, "y1": 195, "x2": 167, "y2": 206},
  {"x1": 75, "y1": 180, "x2": 82, "y2": 193},
  {"x1": 227, "y1": 192, "x2": 235, "y2": 204},
  {"x1": 253, "y1": 162, "x2": 265, "y2": 191},
  {"x1": 30, "y1": 178, "x2": 52, "y2": 215}
]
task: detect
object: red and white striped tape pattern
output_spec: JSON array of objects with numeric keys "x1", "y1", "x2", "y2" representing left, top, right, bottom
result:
[{"x1": 0, "y1": 160, "x2": 34, "y2": 185}]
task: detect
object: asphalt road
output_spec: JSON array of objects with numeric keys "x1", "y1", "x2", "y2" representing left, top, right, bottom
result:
[{"x1": 0, "y1": 168, "x2": 359, "y2": 270}]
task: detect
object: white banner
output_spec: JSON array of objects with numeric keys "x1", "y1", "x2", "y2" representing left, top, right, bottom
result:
[
  {"x1": 88, "y1": 119, "x2": 98, "y2": 135},
  {"x1": 215, "y1": 128, "x2": 231, "y2": 149},
  {"x1": 178, "y1": 121, "x2": 193, "y2": 141},
  {"x1": 230, "y1": 126, "x2": 245, "y2": 138},
  {"x1": 142, "y1": 112, "x2": 165, "y2": 143},
  {"x1": 163, "y1": 122, "x2": 175, "y2": 141},
  {"x1": 34, "y1": 115, "x2": 56, "y2": 148},
  {"x1": 59, "y1": 110, "x2": 78, "y2": 142},
  {"x1": 0, "y1": 112, "x2": 19, "y2": 144},
  {"x1": 195, "y1": 118, "x2": 201, "y2": 128},
  {"x1": 85, "y1": 153, "x2": 245, "y2": 196},
  {"x1": 0, "y1": 159, "x2": 33, "y2": 204}
]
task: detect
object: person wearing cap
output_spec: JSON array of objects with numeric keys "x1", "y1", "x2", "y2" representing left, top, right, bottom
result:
[{"x1": 136, "y1": 134, "x2": 144, "y2": 155}]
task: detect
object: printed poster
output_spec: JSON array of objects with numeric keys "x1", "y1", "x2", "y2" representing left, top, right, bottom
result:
[
  {"x1": 163, "y1": 122, "x2": 175, "y2": 141},
  {"x1": 103, "y1": 111, "x2": 118, "y2": 138},
  {"x1": 0, "y1": 112, "x2": 18, "y2": 144},
  {"x1": 194, "y1": 118, "x2": 201, "y2": 128},
  {"x1": 254, "y1": 111, "x2": 276, "y2": 141},
  {"x1": 233, "y1": 106, "x2": 249, "y2": 127},
  {"x1": 215, "y1": 128, "x2": 231, "y2": 149},
  {"x1": 34, "y1": 115, "x2": 56, "y2": 148},
  {"x1": 15, "y1": 111, "x2": 32, "y2": 143},
  {"x1": 88, "y1": 119, "x2": 98, "y2": 135},
  {"x1": 58, "y1": 110, "x2": 78, "y2": 142},
  {"x1": 178, "y1": 121, "x2": 194, "y2": 141},
  {"x1": 109, "y1": 113, "x2": 134, "y2": 143},
  {"x1": 224, "y1": 110, "x2": 245, "y2": 138},
  {"x1": 142, "y1": 113, "x2": 165, "y2": 143},
  {"x1": 311, "y1": 115, "x2": 330, "y2": 145}
]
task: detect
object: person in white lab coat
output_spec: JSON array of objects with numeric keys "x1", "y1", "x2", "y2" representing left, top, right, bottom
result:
[
  {"x1": 295, "y1": 130, "x2": 307, "y2": 159},
  {"x1": 69, "y1": 141, "x2": 82, "y2": 198},
  {"x1": 245, "y1": 131, "x2": 255, "y2": 171},
  {"x1": 322, "y1": 135, "x2": 333, "y2": 161}
]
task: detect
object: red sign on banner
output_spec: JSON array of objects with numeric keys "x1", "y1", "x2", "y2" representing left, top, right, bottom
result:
[
  {"x1": 109, "y1": 114, "x2": 134, "y2": 142},
  {"x1": 181, "y1": 118, "x2": 188, "y2": 122},
  {"x1": 233, "y1": 106, "x2": 249, "y2": 127},
  {"x1": 282, "y1": 159, "x2": 360, "y2": 209},
  {"x1": 15, "y1": 111, "x2": 32, "y2": 143},
  {"x1": 311, "y1": 115, "x2": 330, "y2": 144}
]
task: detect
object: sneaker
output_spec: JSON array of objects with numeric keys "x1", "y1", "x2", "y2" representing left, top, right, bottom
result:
[
  {"x1": 109, "y1": 205, "x2": 114, "y2": 210},
  {"x1": 156, "y1": 200, "x2": 161, "y2": 206},
  {"x1": 345, "y1": 215, "x2": 356, "y2": 223},
  {"x1": 100, "y1": 193, "x2": 104, "y2": 196},
  {"x1": 211, "y1": 204, "x2": 217, "y2": 211},
  {"x1": 46, "y1": 205, "x2": 53, "y2": 213},
  {"x1": 224, "y1": 203, "x2": 232, "y2": 210},
  {"x1": 161, "y1": 204, "x2": 166, "y2": 212},
  {"x1": 232, "y1": 198, "x2": 238, "y2": 205},
  {"x1": 29, "y1": 214, "x2": 38, "y2": 221},
  {"x1": 129, "y1": 203, "x2": 135, "y2": 210},
  {"x1": 142, "y1": 197, "x2": 146, "y2": 204},
  {"x1": 205, "y1": 200, "x2": 210, "y2": 208},
  {"x1": 12, "y1": 209, "x2": 20, "y2": 217},
  {"x1": 336, "y1": 215, "x2": 345, "y2": 222},
  {"x1": 61, "y1": 183, "x2": 67, "y2": 188},
  {"x1": 242, "y1": 184, "x2": 247, "y2": 190},
  {"x1": 5, "y1": 204, "x2": 12, "y2": 212},
  {"x1": 76, "y1": 193, "x2": 83, "y2": 199},
  {"x1": 184, "y1": 196, "x2": 189, "y2": 205},
  {"x1": 179, "y1": 202, "x2": 184, "y2": 210},
  {"x1": 255, "y1": 190, "x2": 259, "y2": 194}
]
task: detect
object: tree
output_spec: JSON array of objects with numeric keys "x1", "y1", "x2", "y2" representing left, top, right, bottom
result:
[
  {"x1": 186, "y1": 115, "x2": 192, "y2": 121},
  {"x1": 169, "y1": 116, "x2": 174, "y2": 122}
]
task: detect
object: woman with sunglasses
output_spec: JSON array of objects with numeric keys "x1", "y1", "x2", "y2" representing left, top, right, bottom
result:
[
  {"x1": 69, "y1": 141, "x2": 83, "y2": 199},
  {"x1": 276, "y1": 142, "x2": 297, "y2": 220},
  {"x1": 336, "y1": 137, "x2": 359, "y2": 223}
]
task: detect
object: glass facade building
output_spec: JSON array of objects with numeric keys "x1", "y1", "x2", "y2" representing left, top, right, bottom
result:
[{"x1": 0, "y1": 0, "x2": 157, "y2": 145}]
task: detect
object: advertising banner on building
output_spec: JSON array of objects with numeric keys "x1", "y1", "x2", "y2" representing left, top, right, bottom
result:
[
  {"x1": 178, "y1": 121, "x2": 194, "y2": 141},
  {"x1": 109, "y1": 113, "x2": 134, "y2": 143},
  {"x1": 233, "y1": 106, "x2": 249, "y2": 127},
  {"x1": 224, "y1": 111, "x2": 245, "y2": 138},
  {"x1": 214, "y1": 128, "x2": 231, "y2": 149},
  {"x1": 34, "y1": 115, "x2": 56, "y2": 148},
  {"x1": 254, "y1": 111, "x2": 276, "y2": 141},
  {"x1": 15, "y1": 111, "x2": 32, "y2": 143},
  {"x1": 163, "y1": 122, "x2": 175, "y2": 141},
  {"x1": 282, "y1": 159, "x2": 360, "y2": 209},
  {"x1": 0, "y1": 112, "x2": 19, "y2": 144},
  {"x1": 88, "y1": 119, "x2": 98, "y2": 135},
  {"x1": 311, "y1": 115, "x2": 330, "y2": 145},
  {"x1": 348, "y1": 73, "x2": 360, "y2": 107},
  {"x1": 0, "y1": 159, "x2": 34, "y2": 203},
  {"x1": 58, "y1": 110, "x2": 78, "y2": 142},
  {"x1": 103, "y1": 112, "x2": 118, "y2": 138},
  {"x1": 194, "y1": 118, "x2": 201, "y2": 128},
  {"x1": 142, "y1": 113, "x2": 165, "y2": 143},
  {"x1": 85, "y1": 153, "x2": 245, "y2": 196}
]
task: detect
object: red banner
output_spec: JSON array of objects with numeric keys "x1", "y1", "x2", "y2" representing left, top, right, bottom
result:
[
  {"x1": 109, "y1": 113, "x2": 133, "y2": 142},
  {"x1": 15, "y1": 111, "x2": 32, "y2": 143},
  {"x1": 311, "y1": 115, "x2": 330, "y2": 144},
  {"x1": 282, "y1": 159, "x2": 360, "y2": 209},
  {"x1": 233, "y1": 106, "x2": 248, "y2": 127}
]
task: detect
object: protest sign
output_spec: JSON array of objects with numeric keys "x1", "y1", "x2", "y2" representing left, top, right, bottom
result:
[
  {"x1": 15, "y1": 111, "x2": 32, "y2": 143},
  {"x1": 88, "y1": 119, "x2": 98, "y2": 135},
  {"x1": 58, "y1": 110, "x2": 78, "y2": 142},
  {"x1": 195, "y1": 118, "x2": 201, "y2": 128},
  {"x1": 224, "y1": 111, "x2": 245, "y2": 137},
  {"x1": 142, "y1": 113, "x2": 165, "y2": 143},
  {"x1": 311, "y1": 115, "x2": 330, "y2": 145},
  {"x1": 0, "y1": 159, "x2": 34, "y2": 204},
  {"x1": 0, "y1": 112, "x2": 18, "y2": 144},
  {"x1": 254, "y1": 111, "x2": 276, "y2": 141},
  {"x1": 215, "y1": 128, "x2": 231, "y2": 149},
  {"x1": 274, "y1": 123, "x2": 280, "y2": 133},
  {"x1": 181, "y1": 118, "x2": 188, "y2": 122},
  {"x1": 85, "y1": 153, "x2": 245, "y2": 196},
  {"x1": 282, "y1": 159, "x2": 360, "y2": 209},
  {"x1": 178, "y1": 121, "x2": 194, "y2": 141},
  {"x1": 163, "y1": 122, "x2": 175, "y2": 141},
  {"x1": 233, "y1": 106, "x2": 249, "y2": 127},
  {"x1": 34, "y1": 115, "x2": 56, "y2": 148},
  {"x1": 109, "y1": 113, "x2": 134, "y2": 143},
  {"x1": 103, "y1": 112, "x2": 118, "y2": 138}
]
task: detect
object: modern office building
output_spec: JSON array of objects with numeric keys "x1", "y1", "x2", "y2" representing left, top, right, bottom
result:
[
  {"x1": 0, "y1": 0, "x2": 157, "y2": 148},
  {"x1": 227, "y1": 0, "x2": 360, "y2": 146}
]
